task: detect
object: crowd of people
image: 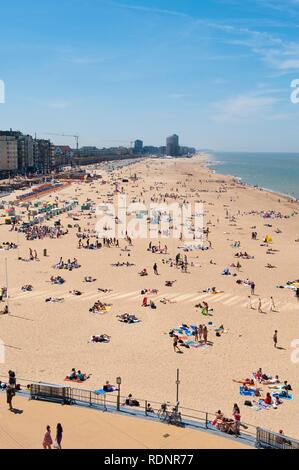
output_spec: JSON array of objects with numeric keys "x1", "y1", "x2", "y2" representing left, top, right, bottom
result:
[{"x1": 20, "y1": 224, "x2": 68, "y2": 240}]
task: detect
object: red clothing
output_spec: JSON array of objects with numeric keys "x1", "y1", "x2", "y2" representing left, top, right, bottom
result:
[
  {"x1": 43, "y1": 431, "x2": 53, "y2": 447},
  {"x1": 264, "y1": 396, "x2": 272, "y2": 405}
]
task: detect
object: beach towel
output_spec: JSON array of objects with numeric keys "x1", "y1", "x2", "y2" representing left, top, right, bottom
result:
[
  {"x1": 197, "y1": 344, "x2": 210, "y2": 351},
  {"x1": 256, "y1": 399, "x2": 273, "y2": 410},
  {"x1": 119, "y1": 319, "x2": 140, "y2": 324},
  {"x1": 185, "y1": 340, "x2": 201, "y2": 348},
  {"x1": 64, "y1": 377, "x2": 88, "y2": 384},
  {"x1": 272, "y1": 393, "x2": 293, "y2": 401},
  {"x1": 240, "y1": 386, "x2": 255, "y2": 397},
  {"x1": 182, "y1": 329, "x2": 193, "y2": 337},
  {"x1": 95, "y1": 389, "x2": 116, "y2": 395},
  {"x1": 91, "y1": 306, "x2": 112, "y2": 314}
]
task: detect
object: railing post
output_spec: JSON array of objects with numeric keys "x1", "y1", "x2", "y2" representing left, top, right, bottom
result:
[
  {"x1": 145, "y1": 400, "x2": 148, "y2": 416},
  {"x1": 205, "y1": 412, "x2": 208, "y2": 429},
  {"x1": 90, "y1": 391, "x2": 92, "y2": 407}
]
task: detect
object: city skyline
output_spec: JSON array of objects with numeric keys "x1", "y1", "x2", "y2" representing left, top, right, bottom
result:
[{"x1": 0, "y1": 0, "x2": 299, "y2": 151}]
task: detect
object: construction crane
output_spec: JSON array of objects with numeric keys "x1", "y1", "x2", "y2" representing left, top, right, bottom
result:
[{"x1": 46, "y1": 133, "x2": 79, "y2": 150}]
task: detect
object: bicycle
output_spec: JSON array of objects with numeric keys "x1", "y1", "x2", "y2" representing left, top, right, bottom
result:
[
  {"x1": 157, "y1": 402, "x2": 169, "y2": 421},
  {"x1": 167, "y1": 409, "x2": 182, "y2": 426}
]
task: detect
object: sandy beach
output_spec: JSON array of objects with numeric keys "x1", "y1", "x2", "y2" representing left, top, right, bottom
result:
[{"x1": 1, "y1": 155, "x2": 298, "y2": 442}]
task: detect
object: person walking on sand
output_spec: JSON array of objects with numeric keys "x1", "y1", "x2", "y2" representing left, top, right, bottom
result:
[
  {"x1": 6, "y1": 384, "x2": 15, "y2": 411},
  {"x1": 7, "y1": 370, "x2": 16, "y2": 411},
  {"x1": 203, "y1": 326, "x2": 208, "y2": 344},
  {"x1": 251, "y1": 282, "x2": 255, "y2": 296},
  {"x1": 273, "y1": 330, "x2": 278, "y2": 348},
  {"x1": 258, "y1": 298, "x2": 263, "y2": 313},
  {"x1": 173, "y1": 336, "x2": 181, "y2": 353},
  {"x1": 198, "y1": 324, "x2": 203, "y2": 342},
  {"x1": 233, "y1": 405, "x2": 241, "y2": 437},
  {"x1": 43, "y1": 425, "x2": 53, "y2": 449},
  {"x1": 153, "y1": 263, "x2": 158, "y2": 275},
  {"x1": 247, "y1": 295, "x2": 254, "y2": 309},
  {"x1": 269, "y1": 296, "x2": 276, "y2": 312},
  {"x1": 55, "y1": 423, "x2": 63, "y2": 449}
]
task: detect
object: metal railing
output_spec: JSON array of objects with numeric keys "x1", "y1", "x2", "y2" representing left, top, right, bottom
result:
[
  {"x1": 27, "y1": 382, "x2": 257, "y2": 446},
  {"x1": 1, "y1": 375, "x2": 297, "y2": 448},
  {"x1": 256, "y1": 427, "x2": 299, "y2": 449}
]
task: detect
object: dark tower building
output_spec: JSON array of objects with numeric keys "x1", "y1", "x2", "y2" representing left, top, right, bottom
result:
[{"x1": 166, "y1": 134, "x2": 180, "y2": 156}]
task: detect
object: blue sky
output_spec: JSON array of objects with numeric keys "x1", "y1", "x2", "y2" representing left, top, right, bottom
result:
[{"x1": 0, "y1": 0, "x2": 299, "y2": 151}]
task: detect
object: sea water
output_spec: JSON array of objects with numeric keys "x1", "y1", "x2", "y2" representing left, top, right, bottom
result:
[{"x1": 208, "y1": 152, "x2": 299, "y2": 200}]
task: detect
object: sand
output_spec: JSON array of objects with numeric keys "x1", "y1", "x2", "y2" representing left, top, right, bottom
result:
[
  {"x1": 0, "y1": 155, "x2": 298, "y2": 443},
  {"x1": 0, "y1": 395, "x2": 250, "y2": 449}
]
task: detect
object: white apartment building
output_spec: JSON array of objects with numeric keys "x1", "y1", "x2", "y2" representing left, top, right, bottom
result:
[{"x1": 0, "y1": 135, "x2": 18, "y2": 172}]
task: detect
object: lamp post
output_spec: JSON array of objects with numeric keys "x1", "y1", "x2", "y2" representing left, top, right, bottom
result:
[
  {"x1": 5, "y1": 258, "x2": 9, "y2": 314},
  {"x1": 116, "y1": 376, "x2": 122, "y2": 411},
  {"x1": 176, "y1": 369, "x2": 180, "y2": 411},
  {"x1": 17, "y1": 231, "x2": 21, "y2": 260}
]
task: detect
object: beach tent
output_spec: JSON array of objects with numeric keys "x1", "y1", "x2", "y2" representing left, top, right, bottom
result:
[{"x1": 265, "y1": 235, "x2": 273, "y2": 243}]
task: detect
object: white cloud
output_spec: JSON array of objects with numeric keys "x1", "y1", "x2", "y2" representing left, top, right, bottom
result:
[
  {"x1": 110, "y1": 1, "x2": 299, "y2": 73},
  {"x1": 275, "y1": 59, "x2": 299, "y2": 70},
  {"x1": 108, "y1": 1, "x2": 190, "y2": 19},
  {"x1": 211, "y1": 92, "x2": 280, "y2": 122}
]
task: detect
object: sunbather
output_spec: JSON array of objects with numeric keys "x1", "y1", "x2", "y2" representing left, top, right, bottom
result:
[
  {"x1": 139, "y1": 268, "x2": 148, "y2": 276},
  {"x1": 89, "y1": 300, "x2": 112, "y2": 313},
  {"x1": 50, "y1": 276, "x2": 65, "y2": 285},
  {"x1": 45, "y1": 297, "x2": 64, "y2": 303},
  {"x1": 21, "y1": 285, "x2": 33, "y2": 292},
  {"x1": 84, "y1": 276, "x2": 96, "y2": 283},
  {"x1": 77, "y1": 370, "x2": 89, "y2": 381},
  {"x1": 66, "y1": 368, "x2": 90, "y2": 382},
  {"x1": 263, "y1": 392, "x2": 273, "y2": 405},
  {"x1": 261, "y1": 375, "x2": 280, "y2": 385},
  {"x1": 103, "y1": 381, "x2": 117, "y2": 392},
  {"x1": 117, "y1": 313, "x2": 139, "y2": 324},
  {"x1": 69, "y1": 290, "x2": 82, "y2": 296},
  {"x1": 160, "y1": 298, "x2": 176, "y2": 304},
  {"x1": 123, "y1": 394, "x2": 140, "y2": 407},
  {"x1": 90, "y1": 334, "x2": 111, "y2": 343},
  {"x1": 0, "y1": 305, "x2": 9, "y2": 315}
]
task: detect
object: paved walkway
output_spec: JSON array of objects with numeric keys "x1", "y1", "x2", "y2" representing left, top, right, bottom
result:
[{"x1": 0, "y1": 395, "x2": 250, "y2": 449}]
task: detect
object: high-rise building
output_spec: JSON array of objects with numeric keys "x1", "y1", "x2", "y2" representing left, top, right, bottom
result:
[
  {"x1": 18, "y1": 134, "x2": 34, "y2": 171},
  {"x1": 0, "y1": 130, "x2": 35, "y2": 173},
  {"x1": 133, "y1": 139, "x2": 143, "y2": 154},
  {"x1": 166, "y1": 134, "x2": 180, "y2": 156},
  {"x1": 33, "y1": 139, "x2": 52, "y2": 174},
  {"x1": 0, "y1": 135, "x2": 18, "y2": 173}
]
